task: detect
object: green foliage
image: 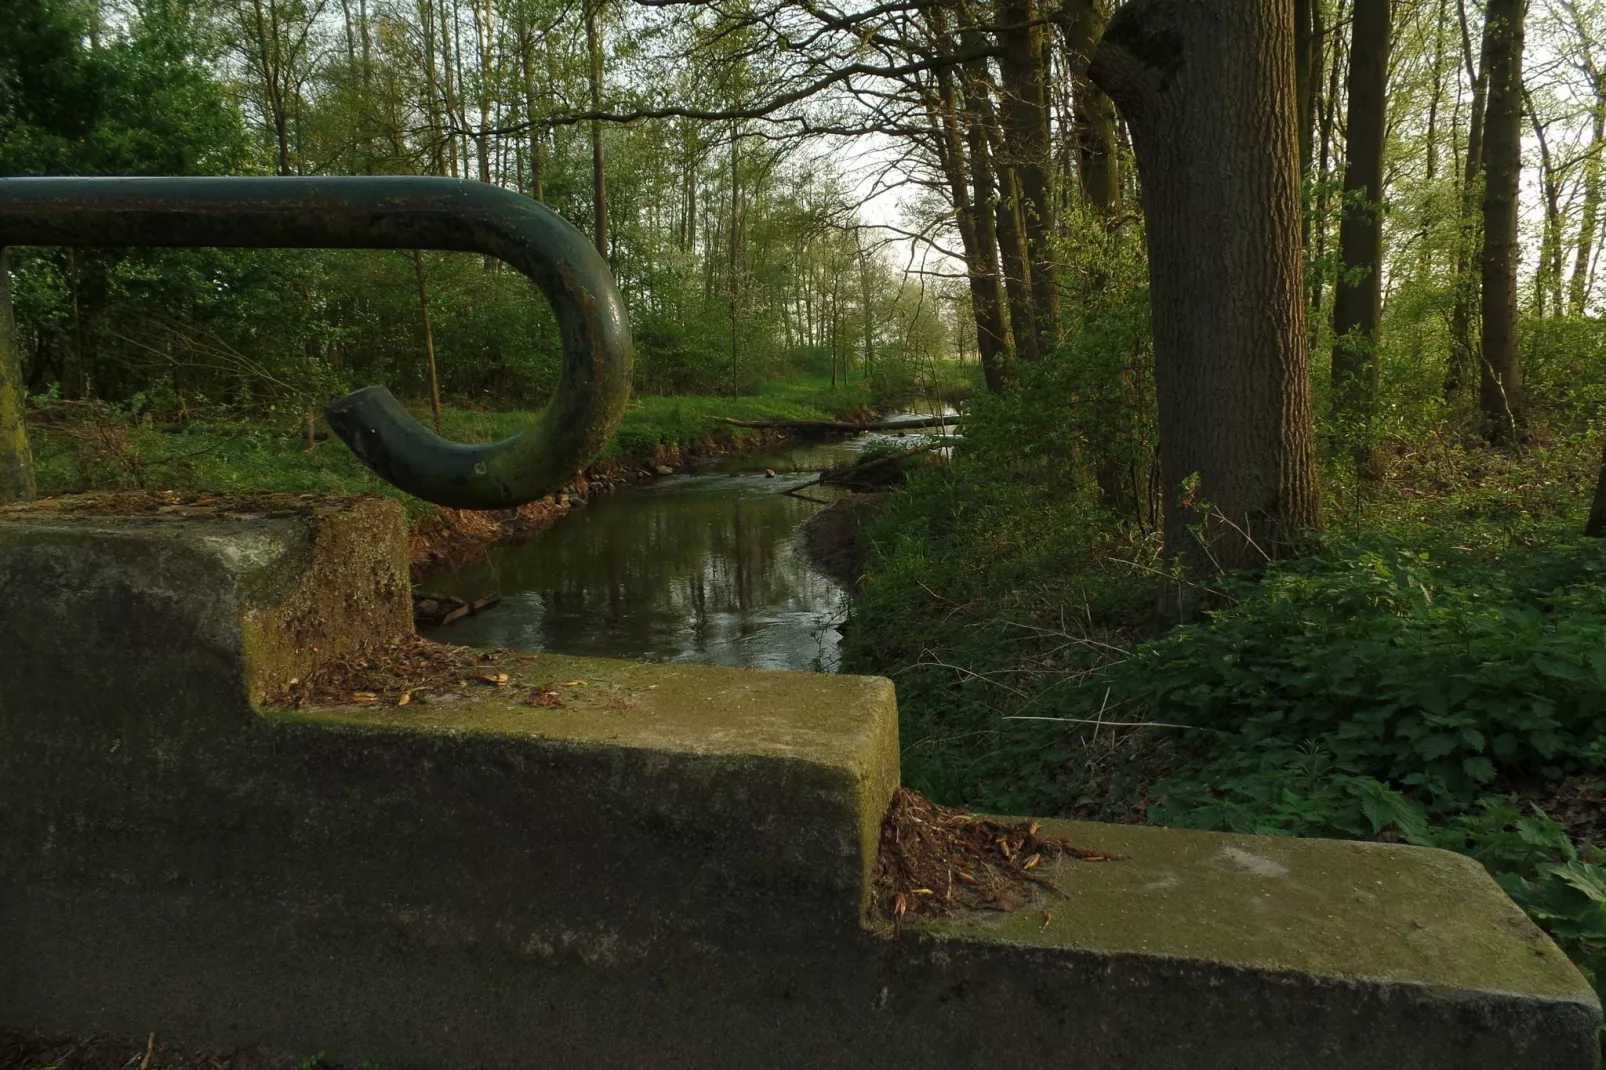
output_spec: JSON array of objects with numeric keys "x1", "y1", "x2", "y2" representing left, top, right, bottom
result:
[
  {"x1": 26, "y1": 375, "x2": 878, "y2": 523},
  {"x1": 0, "y1": 0, "x2": 246, "y2": 177},
  {"x1": 1124, "y1": 536, "x2": 1606, "y2": 812}
]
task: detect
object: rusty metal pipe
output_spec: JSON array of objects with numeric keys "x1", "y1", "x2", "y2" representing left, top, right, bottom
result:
[{"x1": 0, "y1": 176, "x2": 632, "y2": 509}]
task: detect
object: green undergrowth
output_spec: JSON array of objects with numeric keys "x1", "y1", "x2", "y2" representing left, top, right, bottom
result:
[
  {"x1": 24, "y1": 375, "x2": 881, "y2": 518},
  {"x1": 842, "y1": 414, "x2": 1606, "y2": 1010}
]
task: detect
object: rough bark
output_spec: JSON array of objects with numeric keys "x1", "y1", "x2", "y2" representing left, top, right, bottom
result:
[
  {"x1": 996, "y1": 0, "x2": 1060, "y2": 360},
  {"x1": 1295, "y1": 0, "x2": 1318, "y2": 180},
  {"x1": 0, "y1": 250, "x2": 36, "y2": 504},
  {"x1": 1308, "y1": 0, "x2": 1346, "y2": 343},
  {"x1": 1479, "y1": 0, "x2": 1525, "y2": 441},
  {"x1": 1330, "y1": 0, "x2": 1390, "y2": 469},
  {"x1": 1090, "y1": 0, "x2": 1320, "y2": 575},
  {"x1": 1058, "y1": 0, "x2": 1120, "y2": 216},
  {"x1": 1589, "y1": 438, "x2": 1606, "y2": 538},
  {"x1": 1527, "y1": 91, "x2": 1564, "y2": 317},
  {"x1": 1572, "y1": 91, "x2": 1606, "y2": 316},
  {"x1": 928, "y1": 40, "x2": 1011, "y2": 393},
  {"x1": 959, "y1": 16, "x2": 1036, "y2": 364},
  {"x1": 1447, "y1": 0, "x2": 1489, "y2": 402}
]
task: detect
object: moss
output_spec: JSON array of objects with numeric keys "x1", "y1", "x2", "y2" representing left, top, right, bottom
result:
[{"x1": 917, "y1": 818, "x2": 1597, "y2": 1002}]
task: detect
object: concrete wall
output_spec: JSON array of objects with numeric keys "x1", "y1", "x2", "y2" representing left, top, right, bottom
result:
[{"x1": 1, "y1": 495, "x2": 1598, "y2": 1069}]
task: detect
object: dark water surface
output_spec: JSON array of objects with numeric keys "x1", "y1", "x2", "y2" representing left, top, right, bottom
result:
[{"x1": 423, "y1": 438, "x2": 874, "y2": 672}]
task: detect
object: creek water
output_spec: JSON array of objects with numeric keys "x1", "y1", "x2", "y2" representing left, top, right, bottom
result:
[{"x1": 422, "y1": 437, "x2": 883, "y2": 672}]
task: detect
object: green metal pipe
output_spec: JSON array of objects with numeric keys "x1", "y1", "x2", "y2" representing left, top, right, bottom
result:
[{"x1": 0, "y1": 176, "x2": 633, "y2": 509}]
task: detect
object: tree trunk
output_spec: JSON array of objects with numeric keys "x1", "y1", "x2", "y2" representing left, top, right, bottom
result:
[
  {"x1": 994, "y1": 162, "x2": 1037, "y2": 362},
  {"x1": 1058, "y1": 0, "x2": 1120, "y2": 216},
  {"x1": 1090, "y1": 0, "x2": 1320, "y2": 575},
  {"x1": 0, "y1": 250, "x2": 35, "y2": 504},
  {"x1": 1588, "y1": 438, "x2": 1606, "y2": 538},
  {"x1": 1479, "y1": 0, "x2": 1525, "y2": 441},
  {"x1": 1572, "y1": 90, "x2": 1606, "y2": 316},
  {"x1": 1447, "y1": 0, "x2": 1488, "y2": 402},
  {"x1": 586, "y1": 0, "x2": 608, "y2": 259},
  {"x1": 997, "y1": 0, "x2": 1060, "y2": 360},
  {"x1": 1308, "y1": 0, "x2": 1346, "y2": 343},
  {"x1": 413, "y1": 251, "x2": 443, "y2": 433},
  {"x1": 959, "y1": 19, "x2": 1030, "y2": 365},
  {"x1": 519, "y1": 20, "x2": 544, "y2": 201},
  {"x1": 1295, "y1": 0, "x2": 1317, "y2": 180},
  {"x1": 417, "y1": 0, "x2": 446, "y2": 174},
  {"x1": 1527, "y1": 91, "x2": 1564, "y2": 318},
  {"x1": 1330, "y1": 0, "x2": 1390, "y2": 472},
  {"x1": 926, "y1": 23, "x2": 1011, "y2": 393}
]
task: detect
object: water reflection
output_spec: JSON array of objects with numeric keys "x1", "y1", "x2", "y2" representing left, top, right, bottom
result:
[{"x1": 425, "y1": 453, "x2": 860, "y2": 672}]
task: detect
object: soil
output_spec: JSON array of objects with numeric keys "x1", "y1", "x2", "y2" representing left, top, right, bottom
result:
[
  {"x1": 871, "y1": 787, "x2": 1117, "y2": 930},
  {"x1": 799, "y1": 493, "x2": 885, "y2": 588},
  {"x1": 1515, "y1": 773, "x2": 1606, "y2": 849}
]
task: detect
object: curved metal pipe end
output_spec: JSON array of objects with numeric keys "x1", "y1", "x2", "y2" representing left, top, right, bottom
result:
[
  {"x1": 0, "y1": 177, "x2": 633, "y2": 512},
  {"x1": 325, "y1": 386, "x2": 499, "y2": 510}
]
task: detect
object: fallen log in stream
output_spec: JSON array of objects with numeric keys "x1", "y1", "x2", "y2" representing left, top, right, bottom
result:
[
  {"x1": 784, "y1": 444, "x2": 942, "y2": 497},
  {"x1": 722, "y1": 414, "x2": 961, "y2": 433}
]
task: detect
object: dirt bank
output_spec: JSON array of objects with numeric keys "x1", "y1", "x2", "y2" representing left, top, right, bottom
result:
[{"x1": 799, "y1": 493, "x2": 886, "y2": 588}]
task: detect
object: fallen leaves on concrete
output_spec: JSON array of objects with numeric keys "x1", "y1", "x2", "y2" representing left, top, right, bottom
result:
[
  {"x1": 265, "y1": 635, "x2": 485, "y2": 708},
  {"x1": 263, "y1": 638, "x2": 617, "y2": 714},
  {"x1": 872, "y1": 788, "x2": 1116, "y2": 930}
]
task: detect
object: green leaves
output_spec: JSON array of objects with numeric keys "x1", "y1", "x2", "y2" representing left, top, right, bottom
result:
[{"x1": 1112, "y1": 537, "x2": 1606, "y2": 802}]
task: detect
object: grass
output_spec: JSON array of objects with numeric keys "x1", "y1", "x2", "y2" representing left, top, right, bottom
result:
[{"x1": 24, "y1": 374, "x2": 885, "y2": 518}]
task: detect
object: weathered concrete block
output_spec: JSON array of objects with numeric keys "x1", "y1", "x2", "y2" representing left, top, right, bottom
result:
[
  {"x1": 0, "y1": 493, "x2": 411, "y2": 719},
  {"x1": 902, "y1": 821, "x2": 1600, "y2": 1069},
  {"x1": 0, "y1": 496, "x2": 1597, "y2": 1069}
]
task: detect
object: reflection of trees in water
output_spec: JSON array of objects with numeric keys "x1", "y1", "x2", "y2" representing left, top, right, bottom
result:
[{"x1": 473, "y1": 482, "x2": 839, "y2": 658}]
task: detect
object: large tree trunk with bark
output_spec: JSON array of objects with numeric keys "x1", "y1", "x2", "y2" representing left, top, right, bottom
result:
[
  {"x1": 1588, "y1": 438, "x2": 1606, "y2": 538},
  {"x1": 1479, "y1": 0, "x2": 1525, "y2": 441},
  {"x1": 1090, "y1": 0, "x2": 1319, "y2": 575},
  {"x1": 1330, "y1": 0, "x2": 1390, "y2": 471},
  {"x1": 1295, "y1": 0, "x2": 1320, "y2": 180},
  {"x1": 996, "y1": 0, "x2": 1060, "y2": 360},
  {"x1": 957, "y1": 16, "x2": 1033, "y2": 365},
  {"x1": 0, "y1": 250, "x2": 36, "y2": 504},
  {"x1": 1058, "y1": 0, "x2": 1120, "y2": 216},
  {"x1": 927, "y1": 11, "x2": 1011, "y2": 393}
]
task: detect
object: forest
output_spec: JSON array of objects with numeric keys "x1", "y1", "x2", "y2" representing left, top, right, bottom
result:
[{"x1": 7, "y1": 0, "x2": 1606, "y2": 1027}]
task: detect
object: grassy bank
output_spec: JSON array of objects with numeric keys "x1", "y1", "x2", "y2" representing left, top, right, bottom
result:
[{"x1": 25, "y1": 375, "x2": 884, "y2": 514}]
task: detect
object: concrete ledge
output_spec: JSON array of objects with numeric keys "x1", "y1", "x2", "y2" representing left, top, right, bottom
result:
[
  {"x1": 909, "y1": 820, "x2": 1598, "y2": 1068},
  {"x1": 1, "y1": 497, "x2": 1598, "y2": 1069}
]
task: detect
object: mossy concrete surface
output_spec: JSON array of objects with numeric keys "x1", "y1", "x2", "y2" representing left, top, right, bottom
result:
[
  {"x1": 0, "y1": 497, "x2": 1598, "y2": 1069},
  {"x1": 905, "y1": 819, "x2": 1598, "y2": 1068}
]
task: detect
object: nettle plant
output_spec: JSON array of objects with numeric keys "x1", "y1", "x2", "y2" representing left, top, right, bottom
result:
[{"x1": 1117, "y1": 537, "x2": 1606, "y2": 817}]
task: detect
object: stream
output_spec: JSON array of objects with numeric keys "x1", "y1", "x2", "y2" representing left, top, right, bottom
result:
[{"x1": 421, "y1": 424, "x2": 950, "y2": 673}]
